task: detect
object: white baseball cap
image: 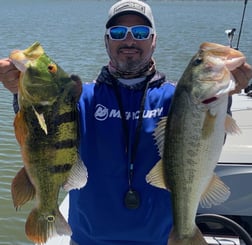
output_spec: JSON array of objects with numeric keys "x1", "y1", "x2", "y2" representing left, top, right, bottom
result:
[{"x1": 106, "y1": 0, "x2": 156, "y2": 33}]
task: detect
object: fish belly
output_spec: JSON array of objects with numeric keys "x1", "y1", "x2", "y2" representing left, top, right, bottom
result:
[{"x1": 164, "y1": 92, "x2": 227, "y2": 238}]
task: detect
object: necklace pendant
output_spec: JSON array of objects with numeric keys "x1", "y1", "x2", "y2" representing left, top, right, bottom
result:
[{"x1": 124, "y1": 189, "x2": 140, "y2": 209}]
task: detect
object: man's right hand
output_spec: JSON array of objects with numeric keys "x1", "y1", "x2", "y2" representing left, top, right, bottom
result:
[{"x1": 0, "y1": 58, "x2": 19, "y2": 94}]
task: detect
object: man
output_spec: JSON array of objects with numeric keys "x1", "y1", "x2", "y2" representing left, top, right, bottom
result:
[{"x1": 0, "y1": 0, "x2": 251, "y2": 244}]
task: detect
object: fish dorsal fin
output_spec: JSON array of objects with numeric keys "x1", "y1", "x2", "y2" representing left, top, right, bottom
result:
[
  {"x1": 32, "y1": 106, "x2": 48, "y2": 135},
  {"x1": 146, "y1": 160, "x2": 168, "y2": 190},
  {"x1": 63, "y1": 156, "x2": 88, "y2": 191},
  {"x1": 200, "y1": 174, "x2": 230, "y2": 208},
  {"x1": 153, "y1": 116, "x2": 167, "y2": 157},
  {"x1": 225, "y1": 114, "x2": 241, "y2": 134}
]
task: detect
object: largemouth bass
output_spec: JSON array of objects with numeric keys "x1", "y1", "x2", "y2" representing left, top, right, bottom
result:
[
  {"x1": 10, "y1": 42, "x2": 88, "y2": 244},
  {"x1": 146, "y1": 42, "x2": 245, "y2": 245}
]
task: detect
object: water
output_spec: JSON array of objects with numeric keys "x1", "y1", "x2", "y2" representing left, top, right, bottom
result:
[{"x1": 0, "y1": 0, "x2": 251, "y2": 244}]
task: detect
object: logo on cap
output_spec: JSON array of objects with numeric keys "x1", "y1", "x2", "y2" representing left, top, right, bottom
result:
[{"x1": 114, "y1": 1, "x2": 146, "y2": 15}]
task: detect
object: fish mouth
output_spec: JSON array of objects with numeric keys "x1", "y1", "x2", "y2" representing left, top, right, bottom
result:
[
  {"x1": 10, "y1": 42, "x2": 44, "y2": 72},
  {"x1": 201, "y1": 74, "x2": 236, "y2": 104},
  {"x1": 202, "y1": 97, "x2": 218, "y2": 104},
  {"x1": 10, "y1": 52, "x2": 29, "y2": 73},
  {"x1": 195, "y1": 43, "x2": 246, "y2": 104},
  {"x1": 10, "y1": 44, "x2": 60, "y2": 105}
]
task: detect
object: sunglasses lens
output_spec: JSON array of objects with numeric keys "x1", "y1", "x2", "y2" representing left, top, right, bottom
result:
[
  {"x1": 109, "y1": 26, "x2": 128, "y2": 40},
  {"x1": 132, "y1": 26, "x2": 150, "y2": 40},
  {"x1": 108, "y1": 26, "x2": 152, "y2": 40}
]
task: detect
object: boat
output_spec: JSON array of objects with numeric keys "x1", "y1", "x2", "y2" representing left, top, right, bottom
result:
[
  {"x1": 41, "y1": 92, "x2": 252, "y2": 245},
  {"x1": 197, "y1": 92, "x2": 252, "y2": 244}
]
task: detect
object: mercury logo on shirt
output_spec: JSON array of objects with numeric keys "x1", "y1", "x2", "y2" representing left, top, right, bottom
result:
[{"x1": 94, "y1": 104, "x2": 163, "y2": 121}]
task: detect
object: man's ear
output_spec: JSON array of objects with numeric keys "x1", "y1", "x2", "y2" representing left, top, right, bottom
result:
[
  {"x1": 152, "y1": 34, "x2": 157, "y2": 52},
  {"x1": 104, "y1": 35, "x2": 109, "y2": 50}
]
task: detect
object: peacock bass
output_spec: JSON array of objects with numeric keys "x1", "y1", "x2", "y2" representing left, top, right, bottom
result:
[{"x1": 10, "y1": 42, "x2": 88, "y2": 244}]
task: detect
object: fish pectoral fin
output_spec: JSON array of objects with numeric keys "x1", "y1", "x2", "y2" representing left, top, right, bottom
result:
[
  {"x1": 145, "y1": 160, "x2": 168, "y2": 190},
  {"x1": 32, "y1": 106, "x2": 48, "y2": 135},
  {"x1": 225, "y1": 114, "x2": 241, "y2": 134},
  {"x1": 153, "y1": 116, "x2": 168, "y2": 157},
  {"x1": 63, "y1": 156, "x2": 88, "y2": 191},
  {"x1": 25, "y1": 208, "x2": 72, "y2": 244},
  {"x1": 11, "y1": 167, "x2": 36, "y2": 209},
  {"x1": 200, "y1": 174, "x2": 230, "y2": 208}
]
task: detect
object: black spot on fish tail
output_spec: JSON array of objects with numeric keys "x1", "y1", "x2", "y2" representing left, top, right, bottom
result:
[
  {"x1": 48, "y1": 163, "x2": 72, "y2": 174},
  {"x1": 54, "y1": 139, "x2": 77, "y2": 149},
  {"x1": 47, "y1": 215, "x2": 55, "y2": 222}
]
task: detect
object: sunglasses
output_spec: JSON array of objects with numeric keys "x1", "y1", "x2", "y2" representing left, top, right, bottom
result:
[{"x1": 106, "y1": 25, "x2": 154, "y2": 41}]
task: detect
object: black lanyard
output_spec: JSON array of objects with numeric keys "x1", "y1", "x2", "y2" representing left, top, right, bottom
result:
[{"x1": 112, "y1": 80, "x2": 150, "y2": 209}]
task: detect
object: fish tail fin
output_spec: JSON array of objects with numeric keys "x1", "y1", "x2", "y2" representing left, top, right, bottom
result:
[
  {"x1": 168, "y1": 226, "x2": 207, "y2": 245},
  {"x1": 25, "y1": 207, "x2": 72, "y2": 244},
  {"x1": 11, "y1": 167, "x2": 36, "y2": 209}
]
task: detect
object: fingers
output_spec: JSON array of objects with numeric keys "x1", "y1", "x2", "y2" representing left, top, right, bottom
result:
[
  {"x1": 230, "y1": 62, "x2": 252, "y2": 95},
  {"x1": 0, "y1": 59, "x2": 19, "y2": 94},
  {"x1": 2, "y1": 78, "x2": 19, "y2": 94}
]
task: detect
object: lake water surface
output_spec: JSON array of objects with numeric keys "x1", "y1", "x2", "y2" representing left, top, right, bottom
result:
[{"x1": 0, "y1": 0, "x2": 251, "y2": 244}]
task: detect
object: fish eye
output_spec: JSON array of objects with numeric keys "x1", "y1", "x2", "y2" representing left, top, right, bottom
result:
[
  {"x1": 192, "y1": 57, "x2": 203, "y2": 66},
  {"x1": 48, "y1": 63, "x2": 57, "y2": 73}
]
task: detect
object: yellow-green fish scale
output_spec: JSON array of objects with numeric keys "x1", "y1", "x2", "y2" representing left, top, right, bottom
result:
[
  {"x1": 22, "y1": 97, "x2": 79, "y2": 210},
  {"x1": 56, "y1": 121, "x2": 77, "y2": 142}
]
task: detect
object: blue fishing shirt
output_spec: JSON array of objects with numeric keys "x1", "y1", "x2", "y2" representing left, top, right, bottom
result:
[{"x1": 69, "y1": 67, "x2": 175, "y2": 245}]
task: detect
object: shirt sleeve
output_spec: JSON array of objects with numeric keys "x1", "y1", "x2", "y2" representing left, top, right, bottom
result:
[{"x1": 13, "y1": 94, "x2": 19, "y2": 114}]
